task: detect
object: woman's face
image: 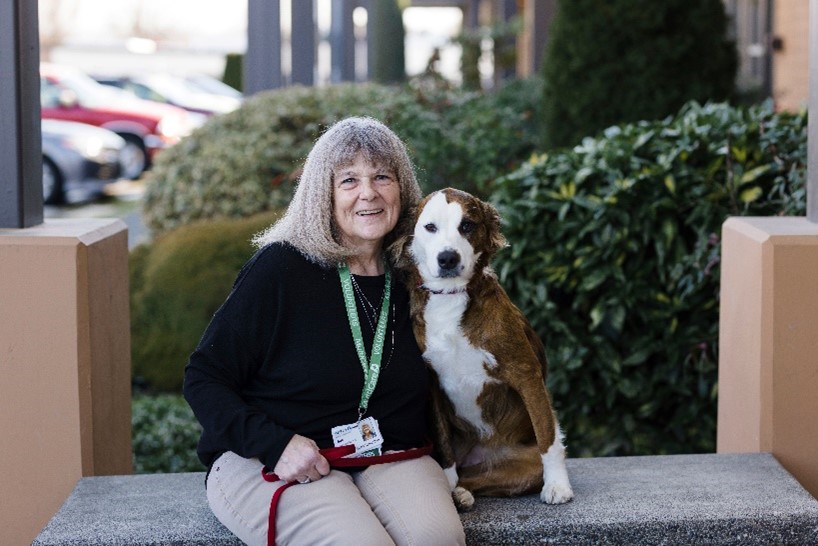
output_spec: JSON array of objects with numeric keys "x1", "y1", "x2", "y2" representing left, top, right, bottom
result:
[{"x1": 332, "y1": 154, "x2": 401, "y2": 251}]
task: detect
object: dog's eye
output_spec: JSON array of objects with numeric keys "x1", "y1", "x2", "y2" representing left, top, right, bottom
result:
[
  {"x1": 424, "y1": 223, "x2": 437, "y2": 233},
  {"x1": 459, "y1": 220, "x2": 476, "y2": 235}
]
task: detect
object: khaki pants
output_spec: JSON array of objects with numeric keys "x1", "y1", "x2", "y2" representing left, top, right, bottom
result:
[{"x1": 207, "y1": 451, "x2": 466, "y2": 546}]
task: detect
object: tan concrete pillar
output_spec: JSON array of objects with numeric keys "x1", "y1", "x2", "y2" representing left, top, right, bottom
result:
[
  {"x1": 718, "y1": 217, "x2": 818, "y2": 499},
  {"x1": 0, "y1": 219, "x2": 133, "y2": 545}
]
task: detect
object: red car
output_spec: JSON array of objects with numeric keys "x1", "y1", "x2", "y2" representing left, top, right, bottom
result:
[{"x1": 40, "y1": 63, "x2": 204, "y2": 179}]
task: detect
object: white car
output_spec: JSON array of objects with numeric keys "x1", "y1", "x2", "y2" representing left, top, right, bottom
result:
[{"x1": 94, "y1": 73, "x2": 241, "y2": 117}]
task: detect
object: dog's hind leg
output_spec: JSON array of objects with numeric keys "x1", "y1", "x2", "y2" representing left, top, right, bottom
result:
[
  {"x1": 451, "y1": 482, "x2": 475, "y2": 512},
  {"x1": 428, "y1": 375, "x2": 477, "y2": 511},
  {"x1": 457, "y1": 445, "x2": 544, "y2": 497}
]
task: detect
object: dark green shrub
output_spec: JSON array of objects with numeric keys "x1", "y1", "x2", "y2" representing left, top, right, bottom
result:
[
  {"x1": 130, "y1": 210, "x2": 282, "y2": 392},
  {"x1": 409, "y1": 76, "x2": 543, "y2": 196},
  {"x1": 369, "y1": 0, "x2": 406, "y2": 84},
  {"x1": 144, "y1": 79, "x2": 543, "y2": 234},
  {"x1": 222, "y1": 53, "x2": 243, "y2": 93},
  {"x1": 132, "y1": 394, "x2": 203, "y2": 473},
  {"x1": 492, "y1": 101, "x2": 806, "y2": 457},
  {"x1": 541, "y1": 0, "x2": 737, "y2": 149}
]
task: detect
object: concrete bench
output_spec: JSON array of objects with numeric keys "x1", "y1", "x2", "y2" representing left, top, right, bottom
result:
[{"x1": 33, "y1": 452, "x2": 818, "y2": 545}]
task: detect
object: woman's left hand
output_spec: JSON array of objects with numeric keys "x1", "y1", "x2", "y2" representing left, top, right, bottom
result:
[{"x1": 273, "y1": 434, "x2": 330, "y2": 483}]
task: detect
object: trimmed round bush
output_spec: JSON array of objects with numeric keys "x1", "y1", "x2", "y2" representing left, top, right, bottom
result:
[
  {"x1": 143, "y1": 84, "x2": 414, "y2": 234},
  {"x1": 492, "y1": 101, "x2": 806, "y2": 457},
  {"x1": 130, "y1": 210, "x2": 282, "y2": 392},
  {"x1": 143, "y1": 79, "x2": 543, "y2": 235}
]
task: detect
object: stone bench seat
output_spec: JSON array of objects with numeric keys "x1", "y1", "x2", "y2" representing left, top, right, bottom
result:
[{"x1": 33, "y1": 452, "x2": 818, "y2": 545}]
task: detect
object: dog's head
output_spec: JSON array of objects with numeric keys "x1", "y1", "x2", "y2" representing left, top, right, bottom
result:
[{"x1": 395, "y1": 188, "x2": 506, "y2": 292}]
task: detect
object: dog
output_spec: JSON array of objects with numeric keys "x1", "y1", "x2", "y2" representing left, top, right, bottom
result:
[{"x1": 391, "y1": 187, "x2": 574, "y2": 510}]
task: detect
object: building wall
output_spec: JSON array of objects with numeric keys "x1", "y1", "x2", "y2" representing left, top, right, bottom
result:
[{"x1": 772, "y1": 0, "x2": 809, "y2": 111}]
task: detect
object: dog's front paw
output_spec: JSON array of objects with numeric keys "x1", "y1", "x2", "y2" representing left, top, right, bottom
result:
[
  {"x1": 541, "y1": 481, "x2": 574, "y2": 504},
  {"x1": 452, "y1": 486, "x2": 475, "y2": 512}
]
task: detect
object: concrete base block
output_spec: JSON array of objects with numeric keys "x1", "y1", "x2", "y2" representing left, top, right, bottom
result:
[
  {"x1": 718, "y1": 217, "x2": 818, "y2": 498},
  {"x1": 33, "y1": 453, "x2": 818, "y2": 545},
  {"x1": 0, "y1": 219, "x2": 132, "y2": 545}
]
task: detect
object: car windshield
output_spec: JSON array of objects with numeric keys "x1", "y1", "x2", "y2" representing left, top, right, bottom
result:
[
  {"x1": 57, "y1": 69, "x2": 124, "y2": 107},
  {"x1": 185, "y1": 75, "x2": 242, "y2": 98},
  {"x1": 141, "y1": 75, "x2": 198, "y2": 102}
]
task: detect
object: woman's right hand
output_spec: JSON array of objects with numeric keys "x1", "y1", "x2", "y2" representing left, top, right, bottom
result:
[{"x1": 273, "y1": 434, "x2": 330, "y2": 483}]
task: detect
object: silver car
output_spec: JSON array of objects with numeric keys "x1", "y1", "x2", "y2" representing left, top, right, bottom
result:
[{"x1": 41, "y1": 119, "x2": 125, "y2": 204}]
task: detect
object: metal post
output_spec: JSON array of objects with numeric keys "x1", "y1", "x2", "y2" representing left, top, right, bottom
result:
[
  {"x1": 809, "y1": 0, "x2": 818, "y2": 222},
  {"x1": 526, "y1": 0, "x2": 556, "y2": 75},
  {"x1": 245, "y1": 0, "x2": 282, "y2": 95},
  {"x1": 464, "y1": 0, "x2": 479, "y2": 30},
  {"x1": 330, "y1": 0, "x2": 356, "y2": 82},
  {"x1": 497, "y1": 0, "x2": 516, "y2": 20},
  {"x1": 291, "y1": 0, "x2": 316, "y2": 85},
  {"x1": 0, "y1": 0, "x2": 42, "y2": 228},
  {"x1": 495, "y1": 0, "x2": 517, "y2": 82}
]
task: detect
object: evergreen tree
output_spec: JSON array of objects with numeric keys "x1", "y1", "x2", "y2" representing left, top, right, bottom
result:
[
  {"x1": 222, "y1": 53, "x2": 243, "y2": 93},
  {"x1": 369, "y1": 0, "x2": 406, "y2": 84},
  {"x1": 541, "y1": 0, "x2": 737, "y2": 149}
]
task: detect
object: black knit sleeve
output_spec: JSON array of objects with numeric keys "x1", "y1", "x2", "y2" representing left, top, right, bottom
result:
[{"x1": 183, "y1": 244, "x2": 294, "y2": 469}]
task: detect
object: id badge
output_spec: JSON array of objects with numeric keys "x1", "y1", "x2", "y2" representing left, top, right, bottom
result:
[{"x1": 331, "y1": 416, "x2": 384, "y2": 457}]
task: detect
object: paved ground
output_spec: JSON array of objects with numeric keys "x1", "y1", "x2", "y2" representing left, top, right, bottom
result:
[{"x1": 44, "y1": 180, "x2": 149, "y2": 250}]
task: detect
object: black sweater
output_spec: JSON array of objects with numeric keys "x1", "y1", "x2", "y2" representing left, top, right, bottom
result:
[{"x1": 183, "y1": 242, "x2": 430, "y2": 470}]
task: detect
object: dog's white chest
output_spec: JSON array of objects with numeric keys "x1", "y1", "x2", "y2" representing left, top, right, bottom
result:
[{"x1": 422, "y1": 293, "x2": 498, "y2": 437}]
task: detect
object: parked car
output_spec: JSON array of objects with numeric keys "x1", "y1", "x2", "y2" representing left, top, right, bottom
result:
[
  {"x1": 182, "y1": 74, "x2": 243, "y2": 100},
  {"x1": 94, "y1": 73, "x2": 241, "y2": 117},
  {"x1": 40, "y1": 63, "x2": 204, "y2": 179},
  {"x1": 41, "y1": 119, "x2": 125, "y2": 204}
]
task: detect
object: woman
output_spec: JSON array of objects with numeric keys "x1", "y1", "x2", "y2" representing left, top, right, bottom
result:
[{"x1": 184, "y1": 117, "x2": 466, "y2": 546}]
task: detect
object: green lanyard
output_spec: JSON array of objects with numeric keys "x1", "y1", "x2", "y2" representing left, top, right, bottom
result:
[{"x1": 338, "y1": 263, "x2": 391, "y2": 418}]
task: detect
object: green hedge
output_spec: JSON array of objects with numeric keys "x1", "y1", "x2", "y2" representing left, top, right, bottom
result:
[
  {"x1": 143, "y1": 79, "x2": 542, "y2": 235},
  {"x1": 492, "y1": 101, "x2": 806, "y2": 457},
  {"x1": 130, "y1": 210, "x2": 282, "y2": 392},
  {"x1": 132, "y1": 394, "x2": 204, "y2": 473},
  {"x1": 417, "y1": 76, "x2": 543, "y2": 196},
  {"x1": 134, "y1": 93, "x2": 808, "y2": 458}
]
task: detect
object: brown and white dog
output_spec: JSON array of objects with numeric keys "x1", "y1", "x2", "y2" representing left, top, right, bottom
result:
[{"x1": 391, "y1": 187, "x2": 574, "y2": 510}]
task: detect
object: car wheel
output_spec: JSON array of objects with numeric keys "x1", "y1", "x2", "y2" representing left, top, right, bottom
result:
[
  {"x1": 42, "y1": 156, "x2": 64, "y2": 205},
  {"x1": 119, "y1": 135, "x2": 147, "y2": 180}
]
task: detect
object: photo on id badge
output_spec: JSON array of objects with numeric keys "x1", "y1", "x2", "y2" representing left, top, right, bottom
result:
[{"x1": 332, "y1": 416, "x2": 384, "y2": 457}]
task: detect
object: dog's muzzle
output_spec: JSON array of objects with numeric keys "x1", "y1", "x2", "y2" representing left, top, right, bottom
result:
[{"x1": 437, "y1": 250, "x2": 462, "y2": 278}]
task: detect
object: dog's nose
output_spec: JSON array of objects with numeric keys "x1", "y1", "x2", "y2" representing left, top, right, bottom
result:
[{"x1": 437, "y1": 250, "x2": 460, "y2": 271}]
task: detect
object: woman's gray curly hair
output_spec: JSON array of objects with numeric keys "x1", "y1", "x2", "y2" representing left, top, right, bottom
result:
[{"x1": 253, "y1": 116, "x2": 422, "y2": 267}]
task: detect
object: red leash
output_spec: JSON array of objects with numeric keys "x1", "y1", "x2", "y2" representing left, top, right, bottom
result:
[{"x1": 261, "y1": 443, "x2": 433, "y2": 546}]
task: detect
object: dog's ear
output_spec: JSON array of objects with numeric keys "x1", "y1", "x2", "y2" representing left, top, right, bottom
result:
[
  {"x1": 482, "y1": 199, "x2": 508, "y2": 256},
  {"x1": 386, "y1": 204, "x2": 417, "y2": 270}
]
